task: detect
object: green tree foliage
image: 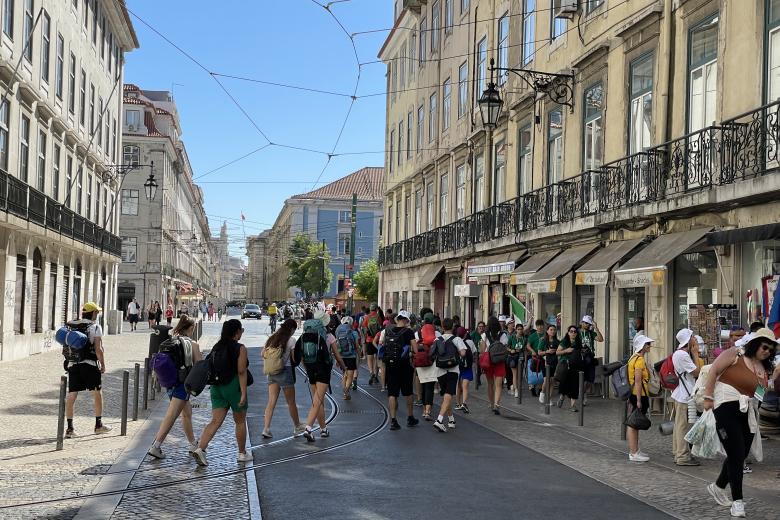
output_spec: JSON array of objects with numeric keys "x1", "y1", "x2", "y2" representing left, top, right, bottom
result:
[
  {"x1": 286, "y1": 233, "x2": 333, "y2": 297},
  {"x1": 353, "y1": 259, "x2": 378, "y2": 303}
]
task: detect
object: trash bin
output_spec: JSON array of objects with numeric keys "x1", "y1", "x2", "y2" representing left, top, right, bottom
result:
[{"x1": 148, "y1": 325, "x2": 172, "y2": 357}]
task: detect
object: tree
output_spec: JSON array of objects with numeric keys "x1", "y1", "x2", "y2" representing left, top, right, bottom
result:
[
  {"x1": 286, "y1": 233, "x2": 333, "y2": 298},
  {"x1": 286, "y1": 233, "x2": 313, "y2": 295},
  {"x1": 353, "y1": 259, "x2": 378, "y2": 303}
]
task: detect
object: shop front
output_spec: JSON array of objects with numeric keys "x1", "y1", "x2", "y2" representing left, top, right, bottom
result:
[
  {"x1": 454, "y1": 283, "x2": 482, "y2": 329},
  {"x1": 416, "y1": 263, "x2": 445, "y2": 315},
  {"x1": 510, "y1": 250, "x2": 560, "y2": 326},
  {"x1": 466, "y1": 253, "x2": 518, "y2": 321}
]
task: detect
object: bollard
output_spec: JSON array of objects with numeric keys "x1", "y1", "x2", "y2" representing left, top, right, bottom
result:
[
  {"x1": 578, "y1": 371, "x2": 585, "y2": 427},
  {"x1": 544, "y1": 364, "x2": 551, "y2": 415},
  {"x1": 143, "y1": 357, "x2": 149, "y2": 411},
  {"x1": 620, "y1": 401, "x2": 628, "y2": 440},
  {"x1": 56, "y1": 376, "x2": 67, "y2": 451},
  {"x1": 150, "y1": 373, "x2": 156, "y2": 401},
  {"x1": 516, "y1": 356, "x2": 523, "y2": 404},
  {"x1": 120, "y1": 370, "x2": 129, "y2": 436},
  {"x1": 133, "y1": 363, "x2": 140, "y2": 421},
  {"x1": 475, "y1": 360, "x2": 481, "y2": 391}
]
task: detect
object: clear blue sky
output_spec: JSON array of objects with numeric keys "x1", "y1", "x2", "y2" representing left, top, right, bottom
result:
[{"x1": 124, "y1": 0, "x2": 391, "y2": 259}]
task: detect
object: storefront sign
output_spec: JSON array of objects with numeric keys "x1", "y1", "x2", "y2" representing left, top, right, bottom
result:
[
  {"x1": 454, "y1": 284, "x2": 481, "y2": 297},
  {"x1": 527, "y1": 279, "x2": 558, "y2": 293},
  {"x1": 500, "y1": 274, "x2": 511, "y2": 284},
  {"x1": 615, "y1": 269, "x2": 664, "y2": 288},
  {"x1": 466, "y1": 261, "x2": 515, "y2": 277},
  {"x1": 575, "y1": 271, "x2": 610, "y2": 286},
  {"x1": 468, "y1": 276, "x2": 490, "y2": 285}
]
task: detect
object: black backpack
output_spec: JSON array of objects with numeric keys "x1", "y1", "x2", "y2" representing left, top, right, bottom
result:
[
  {"x1": 208, "y1": 342, "x2": 239, "y2": 386},
  {"x1": 59, "y1": 319, "x2": 95, "y2": 364},
  {"x1": 459, "y1": 341, "x2": 474, "y2": 370},
  {"x1": 383, "y1": 327, "x2": 407, "y2": 365},
  {"x1": 433, "y1": 337, "x2": 459, "y2": 369}
]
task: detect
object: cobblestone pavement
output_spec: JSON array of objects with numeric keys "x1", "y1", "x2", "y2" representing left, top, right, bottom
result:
[{"x1": 0, "y1": 320, "x2": 217, "y2": 520}]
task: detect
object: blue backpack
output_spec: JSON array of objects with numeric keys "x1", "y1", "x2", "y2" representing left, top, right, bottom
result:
[
  {"x1": 336, "y1": 324, "x2": 356, "y2": 358},
  {"x1": 55, "y1": 319, "x2": 93, "y2": 363}
]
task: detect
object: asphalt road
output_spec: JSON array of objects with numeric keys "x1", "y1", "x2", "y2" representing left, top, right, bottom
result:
[{"x1": 208, "y1": 317, "x2": 673, "y2": 520}]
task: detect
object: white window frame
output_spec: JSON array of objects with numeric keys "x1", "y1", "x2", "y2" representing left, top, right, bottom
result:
[
  {"x1": 123, "y1": 144, "x2": 139, "y2": 166},
  {"x1": 417, "y1": 104, "x2": 424, "y2": 152},
  {"x1": 547, "y1": 109, "x2": 563, "y2": 185},
  {"x1": 474, "y1": 154, "x2": 485, "y2": 211},
  {"x1": 629, "y1": 54, "x2": 654, "y2": 154},
  {"x1": 439, "y1": 173, "x2": 449, "y2": 225},
  {"x1": 455, "y1": 164, "x2": 466, "y2": 219},
  {"x1": 121, "y1": 188, "x2": 139, "y2": 215},
  {"x1": 431, "y1": 1, "x2": 440, "y2": 53},
  {"x1": 442, "y1": 78, "x2": 451, "y2": 131},
  {"x1": 415, "y1": 188, "x2": 423, "y2": 234},
  {"x1": 36, "y1": 129, "x2": 46, "y2": 192},
  {"x1": 406, "y1": 111, "x2": 413, "y2": 159},
  {"x1": 497, "y1": 13, "x2": 509, "y2": 85},
  {"x1": 429, "y1": 92, "x2": 437, "y2": 142},
  {"x1": 477, "y1": 37, "x2": 487, "y2": 102},
  {"x1": 583, "y1": 83, "x2": 604, "y2": 171},
  {"x1": 426, "y1": 181, "x2": 435, "y2": 230},
  {"x1": 121, "y1": 237, "x2": 137, "y2": 263},
  {"x1": 458, "y1": 61, "x2": 468, "y2": 118}
]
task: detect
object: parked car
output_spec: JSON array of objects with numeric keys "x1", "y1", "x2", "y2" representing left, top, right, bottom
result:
[{"x1": 242, "y1": 304, "x2": 262, "y2": 319}]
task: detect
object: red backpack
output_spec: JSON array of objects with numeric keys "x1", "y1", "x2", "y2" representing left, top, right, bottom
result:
[
  {"x1": 420, "y1": 324, "x2": 437, "y2": 347},
  {"x1": 413, "y1": 343, "x2": 433, "y2": 368},
  {"x1": 659, "y1": 355, "x2": 679, "y2": 390}
]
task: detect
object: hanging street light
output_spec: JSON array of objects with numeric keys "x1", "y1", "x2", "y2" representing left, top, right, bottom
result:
[
  {"x1": 478, "y1": 81, "x2": 503, "y2": 130},
  {"x1": 144, "y1": 172, "x2": 158, "y2": 200}
]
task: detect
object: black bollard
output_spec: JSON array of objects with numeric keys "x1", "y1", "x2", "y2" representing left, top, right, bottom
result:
[
  {"x1": 120, "y1": 370, "x2": 129, "y2": 436},
  {"x1": 516, "y1": 356, "x2": 523, "y2": 404},
  {"x1": 56, "y1": 376, "x2": 67, "y2": 450},
  {"x1": 621, "y1": 401, "x2": 628, "y2": 440},
  {"x1": 143, "y1": 357, "x2": 149, "y2": 410},
  {"x1": 578, "y1": 371, "x2": 585, "y2": 427},
  {"x1": 133, "y1": 363, "x2": 140, "y2": 421},
  {"x1": 544, "y1": 364, "x2": 551, "y2": 415}
]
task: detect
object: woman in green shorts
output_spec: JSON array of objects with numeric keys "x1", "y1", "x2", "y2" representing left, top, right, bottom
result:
[{"x1": 191, "y1": 319, "x2": 251, "y2": 466}]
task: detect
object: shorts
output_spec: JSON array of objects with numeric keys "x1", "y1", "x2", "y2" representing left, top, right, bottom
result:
[
  {"x1": 210, "y1": 375, "x2": 247, "y2": 412},
  {"x1": 67, "y1": 363, "x2": 102, "y2": 392},
  {"x1": 267, "y1": 365, "x2": 295, "y2": 388},
  {"x1": 128, "y1": 314, "x2": 139, "y2": 324},
  {"x1": 459, "y1": 368, "x2": 474, "y2": 381},
  {"x1": 343, "y1": 357, "x2": 357, "y2": 371},
  {"x1": 508, "y1": 354, "x2": 521, "y2": 368},
  {"x1": 305, "y1": 363, "x2": 332, "y2": 385},
  {"x1": 167, "y1": 382, "x2": 190, "y2": 401},
  {"x1": 629, "y1": 394, "x2": 650, "y2": 415},
  {"x1": 385, "y1": 362, "x2": 414, "y2": 397},
  {"x1": 483, "y1": 361, "x2": 506, "y2": 379},
  {"x1": 365, "y1": 343, "x2": 378, "y2": 356},
  {"x1": 438, "y1": 371, "x2": 459, "y2": 396}
]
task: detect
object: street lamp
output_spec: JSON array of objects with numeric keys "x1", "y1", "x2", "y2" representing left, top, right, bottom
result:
[
  {"x1": 143, "y1": 172, "x2": 158, "y2": 201},
  {"x1": 478, "y1": 82, "x2": 503, "y2": 130}
]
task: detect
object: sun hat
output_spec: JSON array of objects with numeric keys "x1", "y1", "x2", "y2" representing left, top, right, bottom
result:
[
  {"x1": 498, "y1": 315, "x2": 508, "y2": 322},
  {"x1": 397, "y1": 310, "x2": 411, "y2": 321},
  {"x1": 581, "y1": 315, "x2": 594, "y2": 325},
  {"x1": 751, "y1": 327, "x2": 780, "y2": 345},
  {"x1": 632, "y1": 334, "x2": 654, "y2": 353},
  {"x1": 676, "y1": 328, "x2": 694, "y2": 350},
  {"x1": 82, "y1": 302, "x2": 102, "y2": 313}
]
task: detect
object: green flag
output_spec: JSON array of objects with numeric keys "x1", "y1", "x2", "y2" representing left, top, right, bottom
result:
[{"x1": 508, "y1": 293, "x2": 526, "y2": 324}]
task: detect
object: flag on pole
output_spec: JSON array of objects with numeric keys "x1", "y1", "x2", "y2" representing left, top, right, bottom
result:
[
  {"x1": 508, "y1": 293, "x2": 526, "y2": 325},
  {"x1": 240, "y1": 212, "x2": 246, "y2": 221}
]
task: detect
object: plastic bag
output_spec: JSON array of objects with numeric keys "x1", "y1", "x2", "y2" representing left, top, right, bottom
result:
[
  {"x1": 685, "y1": 410, "x2": 725, "y2": 459},
  {"x1": 749, "y1": 427, "x2": 763, "y2": 463}
]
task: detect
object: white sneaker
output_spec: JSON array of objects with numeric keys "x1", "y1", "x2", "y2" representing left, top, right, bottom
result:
[
  {"x1": 191, "y1": 447, "x2": 208, "y2": 466},
  {"x1": 147, "y1": 446, "x2": 165, "y2": 460},
  {"x1": 628, "y1": 452, "x2": 649, "y2": 462},
  {"x1": 730, "y1": 500, "x2": 745, "y2": 518},
  {"x1": 514, "y1": 388, "x2": 519, "y2": 398},
  {"x1": 447, "y1": 419, "x2": 456, "y2": 429},
  {"x1": 707, "y1": 483, "x2": 732, "y2": 507},
  {"x1": 539, "y1": 392, "x2": 545, "y2": 404},
  {"x1": 187, "y1": 441, "x2": 198, "y2": 453},
  {"x1": 294, "y1": 424, "x2": 307, "y2": 436},
  {"x1": 237, "y1": 451, "x2": 253, "y2": 463},
  {"x1": 262, "y1": 430, "x2": 273, "y2": 439},
  {"x1": 433, "y1": 420, "x2": 447, "y2": 432}
]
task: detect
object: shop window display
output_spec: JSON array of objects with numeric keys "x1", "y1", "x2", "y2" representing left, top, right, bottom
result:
[
  {"x1": 741, "y1": 240, "x2": 780, "y2": 324},
  {"x1": 673, "y1": 251, "x2": 718, "y2": 330}
]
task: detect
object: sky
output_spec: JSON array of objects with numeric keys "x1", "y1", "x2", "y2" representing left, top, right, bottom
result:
[{"x1": 123, "y1": 0, "x2": 392, "y2": 260}]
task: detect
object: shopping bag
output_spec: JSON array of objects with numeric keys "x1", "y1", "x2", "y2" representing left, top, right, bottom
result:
[{"x1": 685, "y1": 410, "x2": 725, "y2": 459}]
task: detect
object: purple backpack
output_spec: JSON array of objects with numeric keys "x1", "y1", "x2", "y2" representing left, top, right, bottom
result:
[{"x1": 151, "y1": 351, "x2": 179, "y2": 389}]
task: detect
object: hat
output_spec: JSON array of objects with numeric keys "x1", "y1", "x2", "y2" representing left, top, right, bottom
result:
[
  {"x1": 735, "y1": 332, "x2": 754, "y2": 348},
  {"x1": 751, "y1": 327, "x2": 780, "y2": 345},
  {"x1": 581, "y1": 315, "x2": 594, "y2": 325},
  {"x1": 676, "y1": 328, "x2": 694, "y2": 350},
  {"x1": 632, "y1": 334, "x2": 655, "y2": 353},
  {"x1": 397, "y1": 310, "x2": 411, "y2": 321},
  {"x1": 341, "y1": 316, "x2": 353, "y2": 325},
  {"x1": 369, "y1": 303, "x2": 378, "y2": 311},
  {"x1": 694, "y1": 335, "x2": 704, "y2": 345},
  {"x1": 498, "y1": 315, "x2": 508, "y2": 322},
  {"x1": 505, "y1": 317, "x2": 515, "y2": 325},
  {"x1": 423, "y1": 312, "x2": 434, "y2": 324},
  {"x1": 314, "y1": 309, "x2": 329, "y2": 326},
  {"x1": 82, "y1": 302, "x2": 102, "y2": 313}
]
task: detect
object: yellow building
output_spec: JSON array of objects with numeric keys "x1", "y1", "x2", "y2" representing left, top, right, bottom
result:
[{"x1": 379, "y1": 0, "x2": 780, "y2": 365}]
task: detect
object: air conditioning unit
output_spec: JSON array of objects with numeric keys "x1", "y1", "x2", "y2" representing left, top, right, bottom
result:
[
  {"x1": 128, "y1": 124, "x2": 136, "y2": 132},
  {"x1": 554, "y1": 0, "x2": 579, "y2": 19}
]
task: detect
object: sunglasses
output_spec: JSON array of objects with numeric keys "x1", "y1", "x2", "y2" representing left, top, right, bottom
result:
[
  {"x1": 568, "y1": 329, "x2": 577, "y2": 334},
  {"x1": 759, "y1": 344, "x2": 776, "y2": 353}
]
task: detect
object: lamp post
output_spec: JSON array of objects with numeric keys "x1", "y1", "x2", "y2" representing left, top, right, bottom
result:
[
  {"x1": 481, "y1": 58, "x2": 575, "y2": 115},
  {"x1": 100, "y1": 162, "x2": 157, "y2": 250}
]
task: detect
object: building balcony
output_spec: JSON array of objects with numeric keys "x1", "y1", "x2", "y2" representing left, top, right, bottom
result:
[
  {"x1": 379, "y1": 99, "x2": 780, "y2": 268},
  {"x1": 0, "y1": 168, "x2": 121, "y2": 258}
]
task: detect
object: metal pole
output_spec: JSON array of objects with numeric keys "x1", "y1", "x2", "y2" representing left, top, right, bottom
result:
[
  {"x1": 516, "y1": 355, "x2": 523, "y2": 404},
  {"x1": 120, "y1": 370, "x2": 129, "y2": 436},
  {"x1": 578, "y1": 370, "x2": 585, "y2": 426},
  {"x1": 56, "y1": 375, "x2": 67, "y2": 451},
  {"x1": 544, "y1": 364, "x2": 551, "y2": 415},
  {"x1": 347, "y1": 193, "x2": 357, "y2": 315},
  {"x1": 321, "y1": 239, "x2": 326, "y2": 299},
  {"x1": 133, "y1": 363, "x2": 140, "y2": 421},
  {"x1": 620, "y1": 401, "x2": 628, "y2": 440},
  {"x1": 143, "y1": 357, "x2": 149, "y2": 410}
]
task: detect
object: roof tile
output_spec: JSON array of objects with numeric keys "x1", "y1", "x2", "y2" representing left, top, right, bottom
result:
[{"x1": 292, "y1": 167, "x2": 384, "y2": 201}]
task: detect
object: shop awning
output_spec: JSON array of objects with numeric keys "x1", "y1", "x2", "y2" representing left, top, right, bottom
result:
[
  {"x1": 575, "y1": 239, "x2": 645, "y2": 286},
  {"x1": 416, "y1": 263, "x2": 445, "y2": 287},
  {"x1": 707, "y1": 223, "x2": 780, "y2": 246},
  {"x1": 613, "y1": 228, "x2": 711, "y2": 287},
  {"x1": 526, "y1": 245, "x2": 599, "y2": 293},
  {"x1": 465, "y1": 252, "x2": 517, "y2": 278},
  {"x1": 510, "y1": 250, "x2": 561, "y2": 285}
]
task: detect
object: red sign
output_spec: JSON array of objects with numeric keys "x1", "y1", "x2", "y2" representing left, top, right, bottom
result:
[
  {"x1": 346, "y1": 264, "x2": 353, "y2": 271},
  {"x1": 344, "y1": 278, "x2": 352, "y2": 289}
]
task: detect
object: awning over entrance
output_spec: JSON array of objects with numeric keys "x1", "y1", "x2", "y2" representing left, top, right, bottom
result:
[
  {"x1": 706, "y1": 223, "x2": 780, "y2": 246},
  {"x1": 575, "y1": 239, "x2": 645, "y2": 286},
  {"x1": 417, "y1": 263, "x2": 445, "y2": 287},
  {"x1": 613, "y1": 228, "x2": 711, "y2": 288},
  {"x1": 465, "y1": 253, "x2": 517, "y2": 278},
  {"x1": 510, "y1": 250, "x2": 560, "y2": 286},
  {"x1": 526, "y1": 245, "x2": 599, "y2": 293}
]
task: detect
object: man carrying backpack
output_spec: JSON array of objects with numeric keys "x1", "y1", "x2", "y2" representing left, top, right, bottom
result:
[
  {"x1": 432, "y1": 318, "x2": 467, "y2": 432},
  {"x1": 379, "y1": 310, "x2": 419, "y2": 430},
  {"x1": 336, "y1": 317, "x2": 359, "y2": 400},
  {"x1": 360, "y1": 303, "x2": 382, "y2": 385},
  {"x1": 65, "y1": 302, "x2": 111, "y2": 438},
  {"x1": 671, "y1": 328, "x2": 701, "y2": 466}
]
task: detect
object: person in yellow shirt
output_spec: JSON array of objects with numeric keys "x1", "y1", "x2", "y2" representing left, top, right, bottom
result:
[{"x1": 627, "y1": 334, "x2": 653, "y2": 462}]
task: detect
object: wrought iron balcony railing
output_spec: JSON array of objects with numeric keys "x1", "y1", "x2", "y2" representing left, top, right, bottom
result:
[{"x1": 379, "y1": 99, "x2": 780, "y2": 267}]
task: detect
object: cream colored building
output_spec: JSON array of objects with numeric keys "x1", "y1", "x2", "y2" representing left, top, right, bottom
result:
[
  {"x1": 379, "y1": 0, "x2": 780, "y2": 366},
  {"x1": 0, "y1": 0, "x2": 137, "y2": 360}
]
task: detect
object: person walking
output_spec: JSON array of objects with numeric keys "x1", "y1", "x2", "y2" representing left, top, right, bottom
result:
[
  {"x1": 627, "y1": 334, "x2": 654, "y2": 463},
  {"x1": 148, "y1": 315, "x2": 201, "y2": 459},
  {"x1": 126, "y1": 298, "x2": 140, "y2": 331},
  {"x1": 671, "y1": 328, "x2": 701, "y2": 466},
  {"x1": 64, "y1": 302, "x2": 111, "y2": 438},
  {"x1": 147, "y1": 303, "x2": 156, "y2": 328},
  {"x1": 480, "y1": 316, "x2": 508, "y2": 415},
  {"x1": 336, "y1": 317, "x2": 359, "y2": 400},
  {"x1": 526, "y1": 319, "x2": 546, "y2": 398},
  {"x1": 262, "y1": 319, "x2": 304, "y2": 439},
  {"x1": 379, "y1": 310, "x2": 419, "y2": 430},
  {"x1": 360, "y1": 304, "x2": 383, "y2": 385},
  {"x1": 539, "y1": 324, "x2": 561, "y2": 407},
  {"x1": 579, "y1": 316, "x2": 603, "y2": 404},
  {"x1": 703, "y1": 328, "x2": 776, "y2": 518},
  {"x1": 413, "y1": 316, "x2": 438, "y2": 421},
  {"x1": 432, "y1": 318, "x2": 467, "y2": 432},
  {"x1": 557, "y1": 325, "x2": 583, "y2": 411},
  {"x1": 506, "y1": 318, "x2": 525, "y2": 397},
  {"x1": 455, "y1": 327, "x2": 477, "y2": 414},
  {"x1": 191, "y1": 319, "x2": 252, "y2": 466},
  {"x1": 165, "y1": 304, "x2": 174, "y2": 326},
  {"x1": 154, "y1": 302, "x2": 162, "y2": 326}
]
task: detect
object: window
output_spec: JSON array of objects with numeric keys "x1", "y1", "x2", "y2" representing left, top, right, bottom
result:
[
  {"x1": 497, "y1": 13, "x2": 509, "y2": 85},
  {"x1": 458, "y1": 61, "x2": 468, "y2": 118},
  {"x1": 52, "y1": 143, "x2": 60, "y2": 201},
  {"x1": 523, "y1": 0, "x2": 536, "y2": 65},
  {"x1": 518, "y1": 125, "x2": 532, "y2": 195},
  {"x1": 406, "y1": 111, "x2": 413, "y2": 159},
  {"x1": 19, "y1": 114, "x2": 29, "y2": 182},
  {"x1": 426, "y1": 181, "x2": 435, "y2": 230},
  {"x1": 475, "y1": 154, "x2": 485, "y2": 211},
  {"x1": 100, "y1": 16, "x2": 106, "y2": 60},
  {"x1": 390, "y1": 61, "x2": 396, "y2": 101},
  {"x1": 461, "y1": 0, "x2": 469, "y2": 14},
  {"x1": 40, "y1": 11, "x2": 50, "y2": 83},
  {"x1": 14, "y1": 254, "x2": 25, "y2": 333},
  {"x1": 65, "y1": 155, "x2": 72, "y2": 208},
  {"x1": 108, "y1": 33, "x2": 114, "y2": 76},
  {"x1": 123, "y1": 145, "x2": 139, "y2": 166},
  {"x1": 340, "y1": 210, "x2": 351, "y2": 223},
  {"x1": 83, "y1": 0, "x2": 88, "y2": 31},
  {"x1": 3, "y1": 0, "x2": 13, "y2": 38},
  {"x1": 399, "y1": 44, "x2": 406, "y2": 87},
  {"x1": 36, "y1": 130, "x2": 46, "y2": 191},
  {"x1": 419, "y1": 18, "x2": 427, "y2": 64},
  {"x1": 76, "y1": 167, "x2": 82, "y2": 213},
  {"x1": 95, "y1": 177, "x2": 100, "y2": 224},
  {"x1": 455, "y1": 164, "x2": 466, "y2": 219},
  {"x1": 477, "y1": 37, "x2": 487, "y2": 100},
  {"x1": 338, "y1": 233, "x2": 351, "y2": 255},
  {"x1": 79, "y1": 69, "x2": 86, "y2": 126},
  {"x1": 494, "y1": 141, "x2": 506, "y2": 204},
  {"x1": 86, "y1": 174, "x2": 92, "y2": 219},
  {"x1": 551, "y1": 11, "x2": 566, "y2": 40},
  {"x1": 394, "y1": 196, "x2": 400, "y2": 241},
  {"x1": 417, "y1": 105, "x2": 424, "y2": 152},
  {"x1": 403, "y1": 194, "x2": 410, "y2": 237},
  {"x1": 97, "y1": 97, "x2": 103, "y2": 146},
  {"x1": 547, "y1": 109, "x2": 563, "y2": 184},
  {"x1": 429, "y1": 92, "x2": 437, "y2": 141},
  {"x1": 431, "y1": 1, "x2": 440, "y2": 52},
  {"x1": 444, "y1": 0, "x2": 453, "y2": 33},
  {"x1": 121, "y1": 237, "x2": 137, "y2": 263},
  {"x1": 583, "y1": 83, "x2": 604, "y2": 170},
  {"x1": 397, "y1": 121, "x2": 403, "y2": 166},
  {"x1": 0, "y1": 100, "x2": 8, "y2": 171},
  {"x1": 68, "y1": 53, "x2": 76, "y2": 113},
  {"x1": 89, "y1": 84, "x2": 95, "y2": 133},
  {"x1": 439, "y1": 173, "x2": 449, "y2": 225},
  {"x1": 111, "y1": 117, "x2": 117, "y2": 160},
  {"x1": 415, "y1": 188, "x2": 423, "y2": 234},
  {"x1": 22, "y1": 0, "x2": 32, "y2": 62},
  {"x1": 104, "y1": 110, "x2": 110, "y2": 151},
  {"x1": 121, "y1": 189, "x2": 138, "y2": 215},
  {"x1": 125, "y1": 109, "x2": 141, "y2": 128},
  {"x1": 409, "y1": 33, "x2": 416, "y2": 80},
  {"x1": 442, "y1": 78, "x2": 451, "y2": 131},
  {"x1": 55, "y1": 34, "x2": 64, "y2": 99},
  {"x1": 586, "y1": 0, "x2": 604, "y2": 14},
  {"x1": 389, "y1": 129, "x2": 395, "y2": 175},
  {"x1": 688, "y1": 16, "x2": 718, "y2": 132},
  {"x1": 767, "y1": 0, "x2": 780, "y2": 101},
  {"x1": 91, "y1": 0, "x2": 97, "y2": 45},
  {"x1": 629, "y1": 54, "x2": 654, "y2": 154}
]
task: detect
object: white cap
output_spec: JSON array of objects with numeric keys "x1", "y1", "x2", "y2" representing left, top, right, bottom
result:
[
  {"x1": 694, "y1": 334, "x2": 704, "y2": 345},
  {"x1": 633, "y1": 334, "x2": 655, "y2": 353},
  {"x1": 735, "y1": 332, "x2": 754, "y2": 348},
  {"x1": 676, "y1": 328, "x2": 694, "y2": 350},
  {"x1": 581, "y1": 315, "x2": 594, "y2": 325},
  {"x1": 506, "y1": 317, "x2": 515, "y2": 325},
  {"x1": 397, "y1": 310, "x2": 411, "y2": 321},
  {"x1": 341, "y1": 316, "x2": 353, "y2": 325},
  {"x1": 498, "y1": 315, "x2": 508, "y2": 322}
]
